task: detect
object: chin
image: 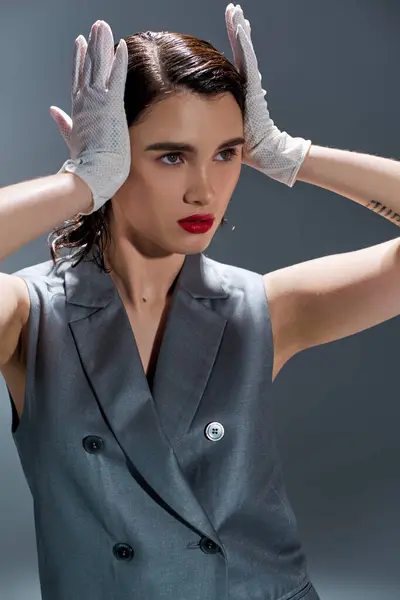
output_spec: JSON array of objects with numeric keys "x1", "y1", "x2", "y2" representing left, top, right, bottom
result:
[
  {"x1": 156, "y1": 225, "x2": 218, "y2": 255},
  {"x1": 182, "y1": 233, "x2": 215, "y2": 253}
]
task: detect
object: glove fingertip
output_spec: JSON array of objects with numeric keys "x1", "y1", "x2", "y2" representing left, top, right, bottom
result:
[
  {"x1": 109, "y1": 38, "x2": 128, "y2": 89},
  {"x1": 49, "y1": 106, "x2": 61, "y2": 123}
]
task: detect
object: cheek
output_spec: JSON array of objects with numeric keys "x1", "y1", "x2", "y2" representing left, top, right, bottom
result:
[
  {"x1": 138, "y1": 161, "x2": 187, "y2": 193},
  {"x1": 122, "y1": 164, "x2": 180, "y2": 205},
  {"x1": 124, "y1": 167, "x2": 185, "y2": 219},
  {"x1": 220, "y1": 163, "x2": 242, "y2": 196},
  {"x1": 125, "y1": 159, "x2": 241, "y2": 205}
]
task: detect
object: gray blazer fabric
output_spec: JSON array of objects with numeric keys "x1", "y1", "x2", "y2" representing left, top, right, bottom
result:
[{"x1": 9, "y1": 252, "x2": 320, "y2": 600}]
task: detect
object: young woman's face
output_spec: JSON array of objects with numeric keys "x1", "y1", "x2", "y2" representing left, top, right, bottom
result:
[{"x1": 110, "y1": 91, "x2": 244, "y2": 257}]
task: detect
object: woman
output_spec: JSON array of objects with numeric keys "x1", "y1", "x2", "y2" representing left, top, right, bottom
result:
[{"x1": 1, "y1": 4, "x2": 400, "y2": 599}]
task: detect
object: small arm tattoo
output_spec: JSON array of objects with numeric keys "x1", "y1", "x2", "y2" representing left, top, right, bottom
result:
[{"x1": 366, "y1": 200, "x2": 400, "y2": 226}]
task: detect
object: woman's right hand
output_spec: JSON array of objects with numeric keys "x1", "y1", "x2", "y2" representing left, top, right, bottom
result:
[{"x1": 50, "y1": 20, "x2": 130, "y2": 215}]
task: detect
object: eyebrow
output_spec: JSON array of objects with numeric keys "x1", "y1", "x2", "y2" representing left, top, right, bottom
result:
[{"x1": 144, "y1": 137, "x2": 245, "y2": 153}]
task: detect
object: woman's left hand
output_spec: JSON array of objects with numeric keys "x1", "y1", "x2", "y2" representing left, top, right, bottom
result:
[{"x1": 225, "y1": 3, "x2": 312, "y2": 187}]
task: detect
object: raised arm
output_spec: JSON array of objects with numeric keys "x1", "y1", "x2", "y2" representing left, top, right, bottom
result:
[
  {"x1": 265, "y1": 236, "x2": 400, "y2": 380},
  {"x1": 225, "y1": 4, "x2": 400, "y2": 228},
  {"x1": 296, "y1": 145, "x2": 400, "y2": 227},
  {"x1": 0, "y1": 20, "x2": 130, "y2": 264},
  {"x1": 0, "y1": 174, "x2": 92, "y2": 263},
  {"x1": 224, "y1": 5, "x2": 400, "y2": 380}
]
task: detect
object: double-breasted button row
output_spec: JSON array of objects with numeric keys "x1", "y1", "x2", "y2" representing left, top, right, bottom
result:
[
  {"x1": 83, "y1": 436, "x2": 223, "y2": 561},
  {"x1": 83, "y1": 422, "x2": 226, "y2": 452},
  {"x1": 112, "y1": 539, "x2": 220, "y2": 561}
]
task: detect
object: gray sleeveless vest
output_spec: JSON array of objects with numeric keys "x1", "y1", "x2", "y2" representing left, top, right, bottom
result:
[{"x1": 9, "y1": 252, "x2": 320, "y2": 600}]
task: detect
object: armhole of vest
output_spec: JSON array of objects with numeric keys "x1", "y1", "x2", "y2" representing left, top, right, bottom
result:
[
  {"x1": 7, "y1": 385, "x2": 19, "y2": 434},
  {"x1": 12, "y1": 276, "x2": 41, "y2": 440},
  {"x1": 259, "y1": 272, "x2": 275, "y2": 383}
]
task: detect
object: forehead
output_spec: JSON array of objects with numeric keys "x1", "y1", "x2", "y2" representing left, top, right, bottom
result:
[{"x1": 131, "y1": 91, "x2": 244, "y2": 145}]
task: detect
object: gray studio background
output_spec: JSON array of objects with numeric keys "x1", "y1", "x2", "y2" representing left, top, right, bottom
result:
[{"x1": 1, "y1": 0, "x2": 399, "y2": 598}]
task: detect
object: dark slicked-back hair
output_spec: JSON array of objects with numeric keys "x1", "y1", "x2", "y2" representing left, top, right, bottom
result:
[{"x1": 49, "y1": 31, "x2": 246, "y2": 271}]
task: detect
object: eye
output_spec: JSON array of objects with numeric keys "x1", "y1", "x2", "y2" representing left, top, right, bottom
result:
[
  {"x1": 159, "y1": 147, "x2": 239, "y2": 166},
  {"x1": 217, "y1": 148, "x2": 238, "y2": 161},
  {"x1": 160, "y1": 153, "x2": 183, "y2": 165}
]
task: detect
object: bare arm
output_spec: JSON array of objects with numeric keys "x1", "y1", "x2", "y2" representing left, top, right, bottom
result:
[
  {"x1": 0, "y1": 172, "x2": 93, "y2": 365},
  {"x1": 0, "y1": 173, "x2": 93, "y2": 263},
  {"x1": 0, "y1": 274, "x2": 30, "y2": 366},
  {"x1": 265, "y1": 236, "x2": 400, "y2": 380},
  {"x1": 296, "y1": 145, "x2": 400, "y2": 226}
]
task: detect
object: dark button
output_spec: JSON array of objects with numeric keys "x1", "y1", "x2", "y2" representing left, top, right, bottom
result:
[
  {"x1": 82, "y1": 435, "x2": 105, "y2": 454},
  {"x1": 113, "y1": 543, "x2": 134, "y2": 561},
  {"x1": 199, "y1": 536, "x2": 220, "y2": 555}
]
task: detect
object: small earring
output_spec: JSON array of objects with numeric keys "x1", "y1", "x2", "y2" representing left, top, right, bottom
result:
[{"x1": 220, "y1": 216, "x2": 235, "y2": 231}]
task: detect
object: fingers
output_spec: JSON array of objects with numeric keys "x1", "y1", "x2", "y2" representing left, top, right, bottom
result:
[
  {"x1": 49, "y1": 106, "x2": 73, "y2": 145},
  {"x1": 75, "y1": 20, "x2": 118, "y2": 91},
  {"x1": 83, "y1": 22, "x2": 97, "y2": 88},
  {"x1": 227, "y1": 4, "x2": 252, "y2": 41},
  {"x1": 72, "y1": 21, "x2": 128, "y2": 94},
  {"x1": 225, "y1": 4, "x2": 254, "y2": 73},
  {"x1": 236, "y1": 24, "x2": 261, "y2": 86},
  {"x1": 72, "y1": 35, "x2": 87, "y2": 95},
  {"x1": 225, "y1": 4, "x2": 242, "y2": 70},
  {"x1": 91, "y1": 21, "x2": 116, "y2": 88},
  {"x1": 108, "y1": 38, "x2": 128, "y2": 93},
  {"x1": 225, "y1": 4, "x2": 236, "y2": 48}
]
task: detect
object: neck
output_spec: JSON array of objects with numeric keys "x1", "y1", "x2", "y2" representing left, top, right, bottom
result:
[{"x1": 103, "y1": 220, "x2": 185, "y2": 310}]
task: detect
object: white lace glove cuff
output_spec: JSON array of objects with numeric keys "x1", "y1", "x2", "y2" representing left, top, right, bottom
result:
[
  {"x1": 247, "y1": 124, "x2": 312, "y2": 188},
  {"x1": 58, "y1": 151, "x2": 129, "y2": 215}
]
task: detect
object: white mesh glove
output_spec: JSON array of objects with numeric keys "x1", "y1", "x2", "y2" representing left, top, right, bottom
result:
[
  {"x1": 50, "y1": 20, "x2": 130, "y2": 215},
  {"x1": 225, "y1": 4, "x2": 312, "y2": 187}
]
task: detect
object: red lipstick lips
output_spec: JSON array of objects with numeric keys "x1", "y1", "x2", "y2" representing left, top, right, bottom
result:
[{"x1": 178, "y1": 214, "x2": 215, "y2": 234}]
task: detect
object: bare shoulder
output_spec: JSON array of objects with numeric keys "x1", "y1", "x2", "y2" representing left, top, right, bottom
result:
[{"x1": 0, "y1": 274, "x2": 30, "y2": 369}]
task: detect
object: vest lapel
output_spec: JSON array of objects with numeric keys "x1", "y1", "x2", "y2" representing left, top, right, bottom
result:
[
  {"x1": 65, "y1": 252, "x2": 228, "y2": 548},
  {"x1": 150, "y1": 254, "x2": 228, "y2": 448}
]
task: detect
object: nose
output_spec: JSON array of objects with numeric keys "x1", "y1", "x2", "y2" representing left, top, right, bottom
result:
[{"x1": 183, "y1": 167, "x2": 216, "y2": 206}]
